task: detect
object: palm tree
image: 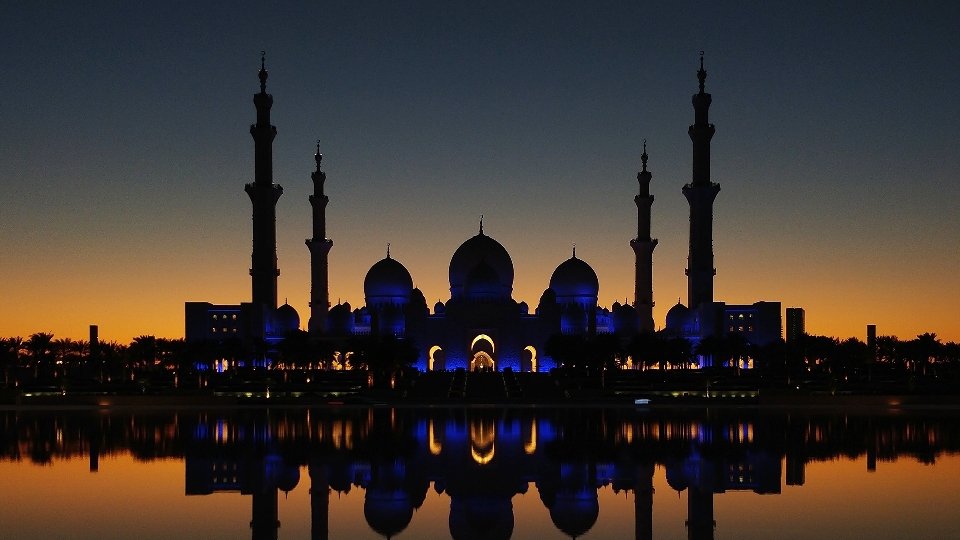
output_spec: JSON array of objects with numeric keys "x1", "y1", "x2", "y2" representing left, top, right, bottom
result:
[{"x1": 26, "y1": 332, "x2": 54, "y2": 378}]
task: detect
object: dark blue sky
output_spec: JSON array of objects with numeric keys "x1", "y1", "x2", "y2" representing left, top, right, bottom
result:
[{"x1": 2, "y1": 1, "x2": 958, "y2": 341}]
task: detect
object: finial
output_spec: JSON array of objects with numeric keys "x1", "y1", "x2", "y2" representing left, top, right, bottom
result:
[
  {"x1": 640, "y1": 139, "x2": 648, "y2": 172},
  {"x1": 386, "y1": 243, "x2": 391, "y2": 258},
  {"x1": 479, "y1": 215, "x2": 484, "y2": 235},
  {"x1": 315, "y1": 139, "x2": 323, "y2": 169},
  {"x1": 258, "y1": 51, "x2": 268, "y2": 93},
  {"x1": 697, "y1": 51, "x2": 706, "y2": 93},
  {"x1": 572, "y1": 243, "x2": 577, "y2": 258}
]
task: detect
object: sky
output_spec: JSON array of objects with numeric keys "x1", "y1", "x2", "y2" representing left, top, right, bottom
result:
[{"x1": 2, "y1": 1, "x2": 959, "y2": 344}]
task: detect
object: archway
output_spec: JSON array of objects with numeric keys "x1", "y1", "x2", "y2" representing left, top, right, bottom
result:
[
  {"x1": 523, "y1": 346, "x2": 537, "y2": 373},
  {"x1": 470, "y1": 334, "x2": 496, "y2": 371},
  {"x1": 428, "y1": 346, "x2": 444, "y2": 371}
]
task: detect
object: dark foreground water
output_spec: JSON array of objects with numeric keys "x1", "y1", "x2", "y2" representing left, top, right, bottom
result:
[{"x1": 1, "y1": 406, "x2": 959, "y2": 540}]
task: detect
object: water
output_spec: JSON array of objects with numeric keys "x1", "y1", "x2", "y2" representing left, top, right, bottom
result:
[{"x1": 1, "y1": 406, "x2": 959, "y2": 540}]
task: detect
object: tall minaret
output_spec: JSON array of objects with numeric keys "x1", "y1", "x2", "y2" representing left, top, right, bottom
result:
[
  {"x1": 682, "y1": 53, "x2": 721, "y2": 310},
  {"x1": 246, "y1": 53, "x2": 283, "y2": 311},
  {"x1": 630, "y1": 141, "x2": 657, "y2": 332},
  {"x1": 306, "y1": 142, "x2": 333, "y2": 334}
]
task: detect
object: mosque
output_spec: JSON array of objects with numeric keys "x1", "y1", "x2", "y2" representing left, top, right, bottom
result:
[{"x1": 185, "y1": 54, "x2": 781, "y2": 370}]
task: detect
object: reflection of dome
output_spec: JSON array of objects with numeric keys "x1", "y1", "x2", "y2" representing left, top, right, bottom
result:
[
  {"x1": 449, "y1": 496, "x2": 514, "y2": 540},
  {"x1": 665, "y1": 464, "x2": 690, "y2": 492},
  {"x1": 364, "y1": 490, "x2": 414, "y2": 538},
  {"x1": 449, "y1": 231, "x2": 514, "y2": 298},
  {"x1": 364, "y1": 256, "x2": 413, "y2": 305},
  {"x1": 274, "y1": 302, "x2": 300, "y2": 333},
  {"x1": 464, "y1": 261, "x2": 502, "y2": 299},
  {"x1": 549, "y1": 493, "x2": 599, "y2": 538},
  {"x1": 549, "y1": 255, "x2": 599, "y2": 304},
  {"x1": 277, "y1": 465, "x2": 301, "y2": 493}
]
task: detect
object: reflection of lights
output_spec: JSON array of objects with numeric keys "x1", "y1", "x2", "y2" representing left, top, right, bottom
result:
[
  {"x1": 470, "y1": 418, "x2": 496, "y2": 465},
  {"x1": 525, "y1": 419, "x2": 537, "y2": 454},
  {"x1": 429, "y1": 420, "x2": 443, "y2": 455},
  {"x1": 471, "y1": 443, "x2": 494, "y2": 465}
]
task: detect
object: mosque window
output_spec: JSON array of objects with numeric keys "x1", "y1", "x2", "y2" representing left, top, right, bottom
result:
[
  {"x1": 749, "y1": 326, "x2": 754, "y2": 332},
  {"x1": 729, "y1": 315, "x2": 734, "y2": 320},
  {"x1": 729, "y1": 326, "x2": 734, "y2": 332},
  {"x1": 232, "y1": 328, "x2": 237, "y2": 332},
  {"x1": 739, "y1": 326, "x2": 744, "y2": 332},
  {"x1": 222, "y1": 328, "x2": 227, "y2": 332},
  {"x1": 212, "y1": 328, "x2": 217, "y2": 333},
  {"x1": 212, "y1": 315, "x2": 217, "y2": 320},
  {"x1": 232, "y1": 314, "x2": 237, "y2": 320},
  {"x1": 738, "y1": 314, "x2": 744, "y2": 319}
]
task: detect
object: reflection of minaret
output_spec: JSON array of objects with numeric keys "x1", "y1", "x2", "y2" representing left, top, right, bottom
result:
[
  {"x1": 634, "y1": 463, "x2": 654, "y2": 540},
  {"x1": 309, "y1": 460, "x2": 330, "y2": 540},
  {"x1": 251, "y1": 487, "x2": 280, "y2": 540},
  {"x1": 686, "y1": 487, "x2": 715, "y2": 540},
  {"x1": 682, "y1": 53, "x2": 721, "y2": 310},
  {"x1": 306, "y1": 142, "x2": 333, "y2": 334},
  {"x1": 630, "y1": 142, "x2": 658, "y2": 332},
  {"x1": 246, "y1": 53, "x2": 283, "y2": 312}
]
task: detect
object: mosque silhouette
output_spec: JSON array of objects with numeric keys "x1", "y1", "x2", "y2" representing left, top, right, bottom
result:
[{"x1": 186, "y1": 53, "x2": 781, "y2": 370}]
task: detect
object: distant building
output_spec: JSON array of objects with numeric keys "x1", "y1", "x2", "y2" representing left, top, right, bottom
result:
[{"x1": 786, "y1": 308, "x2": 805, "y2": 342}]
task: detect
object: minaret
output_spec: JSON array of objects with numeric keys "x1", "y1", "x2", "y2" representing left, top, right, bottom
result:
[
  {"x1": 306, "y1": 142, "x2": 334, "y2": 334},
  {"x1": 246, "y1": 52, "x2": 283, "y2": 312},
  {"x1": 630, "y1": 141, "x2": 657, "y2": 332},
  {"x1": 682, "y1": 53, "x2": 721, "y2": 310}
]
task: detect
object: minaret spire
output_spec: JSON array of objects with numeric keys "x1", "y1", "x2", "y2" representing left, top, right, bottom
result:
[
  {"x1": 306, "y1": 139, "x2": 334, "y2": 334},
  {"x1": 246, "y1": 53, "x2": 283, "y2": 318},
  {"x1": 630, "y1": 139, "x2": 658, "y2": 332},
  {"x1": 683, "y1": 53, "x2": 721, "y2": 310}
]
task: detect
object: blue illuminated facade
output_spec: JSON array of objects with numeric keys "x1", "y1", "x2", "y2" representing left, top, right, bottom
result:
[{"x1": 329, "y1": 228, "x2": 639, "y2": 372}]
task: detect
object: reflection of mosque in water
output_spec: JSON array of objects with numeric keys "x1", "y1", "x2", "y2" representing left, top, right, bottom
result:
[
  {"x1": 6, "y1": 408, "x2": 958, "y2": 540},
  {"x1": 183, "y1": 410, "x2": 782, "y2": 540}
]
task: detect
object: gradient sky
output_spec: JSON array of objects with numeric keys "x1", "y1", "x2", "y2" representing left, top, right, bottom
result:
[{"x1": 2, "y1": 1, "x2": 958, "y2": 343}]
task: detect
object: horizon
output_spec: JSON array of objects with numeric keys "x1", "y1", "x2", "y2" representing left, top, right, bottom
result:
[{"x1": 2, "y1": 2, "x2": 959, "y2": 343}]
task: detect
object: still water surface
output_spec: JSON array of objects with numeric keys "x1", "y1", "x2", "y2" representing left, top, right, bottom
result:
[{"x1": 1, "y1": 407, "x2": 959, "y2": 540}]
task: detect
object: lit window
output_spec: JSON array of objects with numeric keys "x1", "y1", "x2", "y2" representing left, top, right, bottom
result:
[
  {"x1": 212, "y1": 314, "x2": 217, "y2": 320},
  {"x1": 739, "y1": 326, "x2": 744, "y2": 332},
  {"x1": 739, "y1": 314, "x2": 744, "y2": 319},
  {"x1": 749, "y1": 326, "x2": 754, "y2": 332},
  {"x1": 212, "y1": 328, "x2": 217, "y2": 332},
  {"x1": 222, "y1": 328, "x2": 227, "y2": 332},
  {"x1": 729, "y1": 315, "x2": 734, "y2": 320},
  {"x1": 232, "y1": 314, "x2": 237, "y2": 320},
  {"x1": 729, "y1": 326, "x2": 734, "y2": 332},
  {"x1": 232, "y1": 328, "x2": 237, "y2": 332}
]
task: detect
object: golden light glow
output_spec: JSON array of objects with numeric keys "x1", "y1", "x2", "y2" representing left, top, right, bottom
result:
[
  {"x1": 428, "y1": 345, "x2": 442, "y2": 371},
  {"x1": 470, "y1": 417, "x2": 496, "y2": 465},
  {"x1": 470, "y1": 334, "x2": 495, "y2": 353},
  {"x1": 429, "y1": 419, "x2": 443, "y2": 455},
  {"x1": 524, "y1": 345, "x2": 537, "y2": 372},
  {"x1": 524, "y1": 419, "x2": 537, "y2": 454}
]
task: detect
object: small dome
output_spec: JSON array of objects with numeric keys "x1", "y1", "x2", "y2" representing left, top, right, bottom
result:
[
  {"x1": 328, "y1": 303, "x2": 354, "y2": 334},
  {"x1": 549, "y1": 256, "x2": 599, "y2": 304},
  {"x1": 613, "y1": 303, "x2": 638, "y2": 334},
  {"x1": 434, "y1": 301, "x2": 446, "y2": 315},
  {"x1": 449, "y1": 232, "x2": 514, "y2": 298},
  {"x1": 364, "y1": 256, "x2": 413, "y2": 306},
  {"x1": 518, "y1": 301, "x2": 529, "y2": 315},
  {"x1": 274, "y1": 302, "x2": 300, "y2": 333},
  {"x1": 666, "y1": 301, "x2": 691, "y2": 331},
  {"x1": 464, "y1": 261, "x2": 502, "y2": 299}
]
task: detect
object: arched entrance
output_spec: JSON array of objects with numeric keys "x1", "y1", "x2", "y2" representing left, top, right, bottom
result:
[
  {"x1": 470, "y1": 334, "x2": 496, "y2": 371},
  {"x1": 523, "y1": 346, "x2": 537, "y2": 373},
  {"x1": 428, "y1": 345, "x2": 444, "y2": 371}
]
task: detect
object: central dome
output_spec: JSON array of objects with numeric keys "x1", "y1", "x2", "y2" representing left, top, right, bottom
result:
[{"x1": 449, "y1": 230, "x2": 514, "y2": 299}]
